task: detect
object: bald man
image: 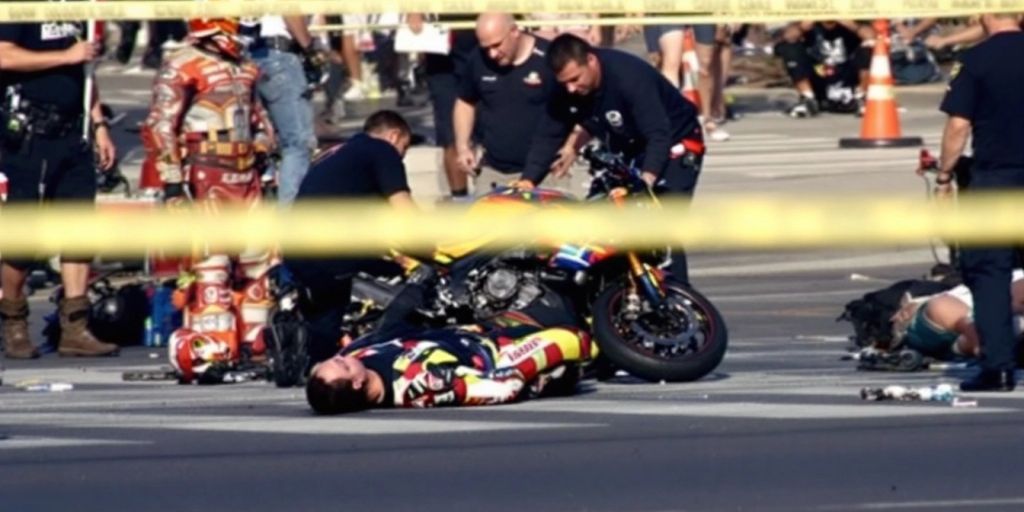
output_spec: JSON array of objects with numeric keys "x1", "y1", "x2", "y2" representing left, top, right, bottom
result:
[{"x1": 453, "y1": 13, "x2": 581, "y2": 196}]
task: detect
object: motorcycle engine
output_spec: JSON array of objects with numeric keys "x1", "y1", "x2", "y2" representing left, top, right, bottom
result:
[{"x1": 467, "y1": 264, "x2": 544, "y2": 318}]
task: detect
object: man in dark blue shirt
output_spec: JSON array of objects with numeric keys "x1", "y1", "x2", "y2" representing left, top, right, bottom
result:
[
  {"x1": 520, "y1": 35, "x2": 704, "y2": 282},
  {"x1": 937, "y1": 13, "x2": 1024, "y2": 392},
  {"x1": 454, "y1": 13, "x2": 567, "y2": 195},
  {"x1": 285, "y1": 110, "x2": 416, "y2": 364}
]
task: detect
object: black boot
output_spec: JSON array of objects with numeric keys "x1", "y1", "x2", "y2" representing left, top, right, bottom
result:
[{"x1": 960, "y1": 369, "x2": 1016, "y2": 392}]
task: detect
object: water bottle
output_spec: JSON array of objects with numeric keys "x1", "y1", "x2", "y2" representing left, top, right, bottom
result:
[
  {"x1": 143, "y1": 316, "x2": 155, "y2": 347},
  {"x1": 861, "y1": 383, "x2": 956, "y2": 402}
]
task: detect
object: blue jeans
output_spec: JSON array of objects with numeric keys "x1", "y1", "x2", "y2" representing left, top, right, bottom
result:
[{"x1": 253, "y1": 50, "x2": 315, "y2": 205}]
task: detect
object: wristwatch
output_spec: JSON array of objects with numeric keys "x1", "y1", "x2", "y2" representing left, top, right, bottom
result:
[{"x1": 935, "y1": 172, "x2": 954, "y2": 185}]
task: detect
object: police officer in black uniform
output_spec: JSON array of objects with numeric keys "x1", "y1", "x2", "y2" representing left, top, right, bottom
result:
[
  {"x1": 938, "y1": 13, "x2": 1024, "y2": 391},
  {"x1": 284, "y1": 110, "x2": 417, "y2": 365},
  {"x1": 0, "y1": 17, "x2": 120, "y2": 359},
  {"x1": 520, "y1": 35, "x2": 704, "y2": 283},
  {"x1": 453, "y1": 13, "x2": 561, "y2": 194}
]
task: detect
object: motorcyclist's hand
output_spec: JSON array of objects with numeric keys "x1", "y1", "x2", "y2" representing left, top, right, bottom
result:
[
  {"x1": 549, "y1": 144, "x2": 577, "y2": 179},
  {"x1": 93, "y1": 125, "x2": 117, "y2": 171},
  {"x1": 455, "y1": 144, "x2": 478, "y2": 176},
  {"x1": 302, "y1": 48, "x2": 328, "y2": 91},
  {"x1": 163, "y1": 182, "x2": 190, "y2": 205}
]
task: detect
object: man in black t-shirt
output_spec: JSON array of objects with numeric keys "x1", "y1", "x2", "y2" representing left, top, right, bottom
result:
[
  {"x1": 0, "y1": 18, "x2": 120, "y2": 359},
  {"x1": 936, "y1": 13, "x2": 1024, "y2": 392},
  {"x1": 285, "y1": 110, "x2": 416, "y2": 365},
  {"x1": 454, "y1": 13, "x2": 572, "y2": 196}
]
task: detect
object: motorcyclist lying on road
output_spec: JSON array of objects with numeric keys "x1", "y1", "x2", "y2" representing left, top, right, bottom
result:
[
  {"x1": 890, "y1": 269, "x2": 1024, "y2": 360},
  {"x1": 305, "y1": 272, "x2": 593, "y2": 414}
]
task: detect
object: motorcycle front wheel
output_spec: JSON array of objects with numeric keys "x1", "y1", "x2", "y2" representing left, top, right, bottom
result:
[{"x1": 592, "y1": 279, "x2": 727, "y2": 382}]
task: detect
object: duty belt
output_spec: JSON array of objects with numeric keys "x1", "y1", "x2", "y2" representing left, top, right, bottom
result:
[{"x1": 19, "y1": 103, "x2": 83, "y2": 138}]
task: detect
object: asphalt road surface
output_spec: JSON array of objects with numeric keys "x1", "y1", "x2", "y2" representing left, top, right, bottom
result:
[{"x1": 2, "y1": 48, "x2": 1022, "y2": 512}]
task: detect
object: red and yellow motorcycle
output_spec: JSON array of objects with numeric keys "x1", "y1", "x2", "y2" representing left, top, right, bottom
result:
[{"x1": 346, "y1": 144, "x2": 727, "y2": 383}]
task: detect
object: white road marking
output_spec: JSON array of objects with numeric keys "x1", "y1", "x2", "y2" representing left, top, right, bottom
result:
[
  {"x1": 0, "y1": 413, "x2": 601, "y2": 435},
  {"x1": 509, "y1": 399, "x2": 1013, "y2": 419},
  {"x1": 817, "y1": 497, "x2": 1024, "y2": 510},
  {"x1": 0, "y1": 436, "x2": 148, "y2": 450}
]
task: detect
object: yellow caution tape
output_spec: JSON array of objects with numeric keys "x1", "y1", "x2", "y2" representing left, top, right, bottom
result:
[
  {"x1": 0, "y1": 193, "x2": 1021, "y2": 257},
  {"x1": 1, "y1": 0, "x2": 1021, "y2": 23},
  {"x1": 311, "y1": 15, "x2": 758, "y2": 33}
]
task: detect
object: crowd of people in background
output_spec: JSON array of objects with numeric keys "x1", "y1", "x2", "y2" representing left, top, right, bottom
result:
[{"x1": 97, "y1": 17, "x2": 977, "y2": 146}]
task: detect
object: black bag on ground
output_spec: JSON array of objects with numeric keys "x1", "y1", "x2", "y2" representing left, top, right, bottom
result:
[{"x1": 838, "y1": 278, "x2": 957, "y2": 349}]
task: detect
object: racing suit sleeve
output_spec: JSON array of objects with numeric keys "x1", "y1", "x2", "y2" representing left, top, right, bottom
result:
[
  {"x1": 395, "y1": 349, "x2": 528, "y2": 408},
  {"x1": 624, "y1": 77, "x2": 674, "y2": 180},
  {"x1": 395, "y1": 327, "x2": 592, "y2": 407},
  {"x1": 141, "y1": 58, "x2": 193, "y2": 185},
  {"x1": 521, "y1": 93, "x2": 575, "y2": 185},
  {"x1": 493, "y1": 327, "x2": 592, "y2": 382}
]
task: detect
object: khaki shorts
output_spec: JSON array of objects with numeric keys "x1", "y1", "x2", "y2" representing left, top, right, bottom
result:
[{"x1": 470, "y1": 164, "x2": 591, "y2": 199}]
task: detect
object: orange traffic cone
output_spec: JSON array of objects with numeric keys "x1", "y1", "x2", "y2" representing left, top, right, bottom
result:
[
  {"x1": 839, "y1": 19, "x2": 922, "y2": 148},
  {"x1": 681, "y1": 28, "x2": 702, "y2": 110}
]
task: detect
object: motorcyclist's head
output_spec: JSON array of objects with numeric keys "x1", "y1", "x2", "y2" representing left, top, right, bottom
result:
[
  {"x1": 476, "y1": 13, "x2": 521, "y2": 67},
  {"x1": 364, "y1": 110, "x2": 412, "y2": 157},
  {"x1": 307, "y1": 355, "x2": 373, "y2": 414},
  {"x1": 188, "y1": 17, "x2": 243, "y2": 59},
  {"x1": 547, "y1": 34, "x2": 601, "y2": 96}
]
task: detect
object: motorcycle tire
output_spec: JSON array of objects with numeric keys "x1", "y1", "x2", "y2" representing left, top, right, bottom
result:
[
  {"x1": 592, "y1": 280, "x2": 727, "y2": 382},
  {"x1": 266, "y1": 307, "x2": 310, "y2": 388}
]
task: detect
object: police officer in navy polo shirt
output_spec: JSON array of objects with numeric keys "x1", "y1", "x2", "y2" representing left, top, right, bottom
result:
[
  {"x1": 520, "y1": 35, "x2": 704, "y2": 284},
  {"x1": 285, "y1": 110, "x2": 417, "y2": 365},
  {"x1": 0, "y1": 16, "x2": 120, "y2": 359},
  {"x1": 453, "y1": 13, "x2": 573, "y2": 196},
  {"x1": 937, "y1": 13, "x2": 1024, "y2": 392}
]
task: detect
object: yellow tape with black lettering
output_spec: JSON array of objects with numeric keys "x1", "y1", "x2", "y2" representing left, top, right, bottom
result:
[
  {"x1": 0, "y1": 193, "x2": 1021, "y2": 257},
  {"x1": 0, "y1": 0, "x2": 1020, "y2": 23}
]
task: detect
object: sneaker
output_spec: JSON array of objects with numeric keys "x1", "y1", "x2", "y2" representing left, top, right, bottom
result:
[
  {"x1": 855, "y1": 95, "x2": 867, "y2": 117},
  {"x1": 342, "y1": 81, "x2": 367, "y2": 101},
  {"x1": 705, "y1": 122, "x2": 731, "y2": 142},
  {"x1": 788, "y1": 96, "x2": 820, "y2": 118}
]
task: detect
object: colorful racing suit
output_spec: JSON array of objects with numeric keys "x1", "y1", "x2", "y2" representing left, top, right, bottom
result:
[
  {"x1": 344, "y1": 325, "x2": 592, "y2": 408},
  {"x1": 142, "y1": 41, "x2": 275, "y2": 375}
]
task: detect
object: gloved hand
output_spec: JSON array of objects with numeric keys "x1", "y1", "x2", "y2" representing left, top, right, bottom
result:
[
  {"x1": 301, "y1": 47, "x2": 328, "y2": 92},
  {"x1": 163, "y1": 182, "x2": 191, "y2": 206}
]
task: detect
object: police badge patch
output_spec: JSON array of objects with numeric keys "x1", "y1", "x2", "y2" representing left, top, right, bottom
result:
[
  {"x1": 523, "y1": 71, "x2": 542, "y2": 87},
  {"x1": 605, "y1": 110, "x2": 623, "y2": 128}
]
